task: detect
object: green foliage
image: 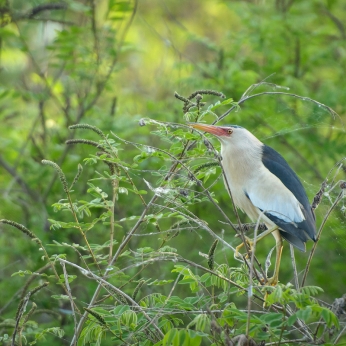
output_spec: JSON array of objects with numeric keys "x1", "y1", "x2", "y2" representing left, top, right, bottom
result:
[
  {"x1": 157, "y1": 328, "x2": 205, "y2": 346},
  {"x1": 2, "y1": 113, "x2": 343, "y2": 344},
  {"x1": 1, "y1": 0, "x2": 346, "y2": 345}
]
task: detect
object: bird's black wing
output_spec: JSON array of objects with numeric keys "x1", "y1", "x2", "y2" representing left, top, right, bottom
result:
[{"x1": 261, "y1": 145, "x2": 316, "y2": 250}]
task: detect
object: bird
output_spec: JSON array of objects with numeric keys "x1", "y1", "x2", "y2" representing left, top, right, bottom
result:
[{"x1": 189, "y1": 123, "x2": 316, "y2": 285}]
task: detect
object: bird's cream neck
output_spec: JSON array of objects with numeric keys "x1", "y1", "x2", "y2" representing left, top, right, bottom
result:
[{"x1": 219, "y1": 134, "x2": 263, "y2": 181}]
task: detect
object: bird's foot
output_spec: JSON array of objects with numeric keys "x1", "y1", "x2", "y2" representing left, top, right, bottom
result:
[
  {"x1": 234, "y1": 236, "x2": 254, "y2": 258},
  {"x1": 264, "y1": 276, "x2": 279, "y2": 286}
]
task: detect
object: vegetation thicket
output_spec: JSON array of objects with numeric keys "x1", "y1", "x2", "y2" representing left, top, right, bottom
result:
[{"x1": 0, "y1": 0, "x2": 345, "y2": 345}]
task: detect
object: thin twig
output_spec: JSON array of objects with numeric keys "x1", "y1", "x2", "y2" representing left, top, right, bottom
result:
[
  {"x1": 12, "y1": 282, "x2": 49, "y2": 346},
  {"x1": 218, "y1": 90, "x2": 340, "y2": 124},
  {"x1": 246, "y1": 215, "x2": 262, "y2": 338},
  {"x1": 57, "y1": 258, "x2": 164, "y2": 340},
  {"x1": 301, "y1": 190, "x2": 344, "y2": 286},
  {"x1": 333, "y1": 323, "x2": 346, "y2": 344},
  {"x1": 61, "y1": 262, "x2": 78, "y2": 345},
  {"x1": 290, "y1": 244, "x2": 299, "y2": 290}
]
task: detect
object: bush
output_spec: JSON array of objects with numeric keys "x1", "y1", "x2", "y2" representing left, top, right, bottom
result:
[{"x1": 1, "y1": 89, "x2": 345, "y2": 345}]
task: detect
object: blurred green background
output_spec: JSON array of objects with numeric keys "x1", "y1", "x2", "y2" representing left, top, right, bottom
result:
[{"x1": 0, "y1": 0, "x2": 346, "y2": 342}]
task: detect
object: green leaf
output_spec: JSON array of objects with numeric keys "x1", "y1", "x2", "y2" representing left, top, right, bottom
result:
[
  {"x1": 167, "y1": 296, "x2": 195, "y2": 311},
  {"x1": 58, "y1": 274, "x2": 77, "y2": 284},
  {"x1": 113, "y1": 305, "x2": 130, "y2": 316},
  {"x1": 51, "y1": 295, "x2": 75, "y2": 300},
  {"x1": 120, "y1": 215, "x2": 140, "y2": 222},
  {"x1": 286, "y1": 314, "x2": 298, "y2": 327},
  {"x1": 187, "y1": 329, "x2": 206, "y2": 343},
  {"x1": 161, "y1": 328, "x2": 178, "y2": 346},
  {"x1": 136, "y1": 247, "x2": 154, "y2": 254},
  {"x1": 11, "y1": 270, "x2": 33, "y2": 277},
  {"x1": 187, "y1": 314, "x2": 210, "y2": 333},
  {"x1": 319, "y1": 307, "x2": 339, "y2": 329},
  {"x1": 137, "y1": 190, "x2": 148, "y2": 194},
  {"x1": 159, "y1": 246, "x2": 177, "y2": 253},
  {"x1": 127, "y1": 188, "x2": 148, "y2": 195},
  {"x1": 299, "y1": 286, "x2": 324, "y2": 296},
  {"x1": 120, "y1": 310, "x2": 138, "y2": 330},
  {"x1": 259, "y1": 312, "x2": 282, "y2": 323},
  {"x1": 147, "y1": 279, "x2": 174, "y2": 286},
  {"x1": 199, "y1": 273, "x2": 211, "y2": 282},
  {"x1": 35, "y1": 327, "x2": 65, "y2": 341},
  {"x1": 296, "y1": 306, "x2": 312, "y2": 322},
  {"x1": 118, "y1": 187, "x2": 128, "y2": 194},
  {"x1": 179, "y1": 277, "x2": 197, "y2": 284}
]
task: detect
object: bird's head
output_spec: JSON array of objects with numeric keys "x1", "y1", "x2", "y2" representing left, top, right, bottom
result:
[
  {"x1": 189, "y1": 123, "x2": 245, "y2": 143},
  {"x1": 189, "y1": 123, "x2": 263, "y2": 156}
]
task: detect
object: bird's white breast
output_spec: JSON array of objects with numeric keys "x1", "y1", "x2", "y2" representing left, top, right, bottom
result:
[{"x1": 220, "y1": 141, "x2": 263, "y2": 221}]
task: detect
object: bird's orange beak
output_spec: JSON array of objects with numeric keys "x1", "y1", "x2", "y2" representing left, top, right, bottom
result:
[{"x1": 189, "y1": 123, "x2": 225, "y2": 136}]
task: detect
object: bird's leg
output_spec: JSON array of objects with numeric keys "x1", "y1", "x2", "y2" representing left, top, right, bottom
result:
[
  {"x1": 234, "y1": 235, "x2": 253, "y2": 258},
  {"x1": 265, "y1": 230, "x2": 283, "y2": 286},
  {"x1": 234, "y1": 225, "x2": 279, "y2": 258}
]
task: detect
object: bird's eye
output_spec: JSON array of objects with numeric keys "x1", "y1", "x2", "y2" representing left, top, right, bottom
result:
[{"x1": 227, "y1": 129, "x2": 233, "y2": 135}]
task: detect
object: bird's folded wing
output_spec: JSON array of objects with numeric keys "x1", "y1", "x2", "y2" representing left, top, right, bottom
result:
[{"x1": 246, "y1": 175, "x2": 305, "y2": 224}]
